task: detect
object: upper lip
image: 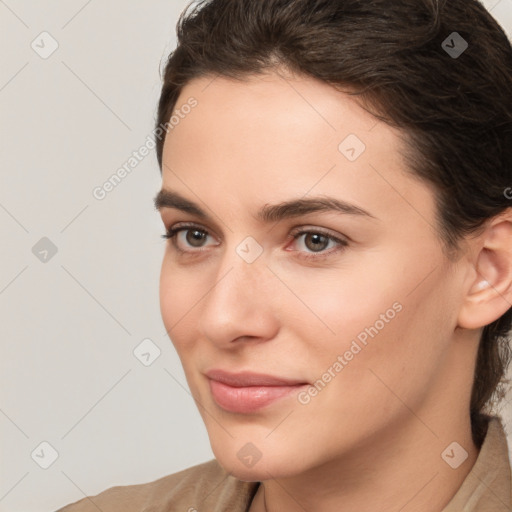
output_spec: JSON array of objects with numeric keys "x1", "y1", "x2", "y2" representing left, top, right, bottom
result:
[{"x1": 205, "y1": 369, "x2": 308, "y2": 387}]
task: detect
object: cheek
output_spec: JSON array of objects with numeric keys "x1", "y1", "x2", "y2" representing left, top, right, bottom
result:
[
  {"x1": 283, "y1": 262, "x2": 405, "y2": 349},
  {"x1": 159, "y1": 260, "x2": 177, "y2": 324},
  {"x1": 159, "y1": 258, "x2": 200, "y2": 347},
  {"x1": 288, "y1": 252, "x2": 450, "y2": 382},
  {"x1": 314, "y1": 280, "x2": 453, "y2": 420}
]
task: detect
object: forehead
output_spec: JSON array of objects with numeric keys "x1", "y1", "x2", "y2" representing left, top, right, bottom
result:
[
  {"x1": 163, "y1": 71, "x2": 392, "y2": 179},
  {"x1": 171, "y1": 70, "x2": 378, "y2": 146},
  {"x1": 160, "y1": 70, "x2": 438, "y2": 234}
]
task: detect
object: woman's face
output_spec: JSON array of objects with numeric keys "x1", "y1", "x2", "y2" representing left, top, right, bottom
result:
[{"x1": 156, "y1": 69, "x2": 469, "y2": 480}]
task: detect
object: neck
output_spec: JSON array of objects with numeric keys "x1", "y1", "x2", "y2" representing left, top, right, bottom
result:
[{"x1": 251, "y1": 412, "x2": 479, "y2": 512}]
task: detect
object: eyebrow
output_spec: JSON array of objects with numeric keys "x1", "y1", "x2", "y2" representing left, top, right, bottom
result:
[{"x1": 153, "y1": 189, "x2": 377, "y2": 223}]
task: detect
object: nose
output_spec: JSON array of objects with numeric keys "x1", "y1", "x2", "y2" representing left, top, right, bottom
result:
[{"x1": 197, "y1": 243, "x2": 280, "y2": 348}]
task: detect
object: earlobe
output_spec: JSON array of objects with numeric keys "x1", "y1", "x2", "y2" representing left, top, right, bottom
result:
[{"x1": 457, "y1": 212, "x2": 512, "y2": 330}]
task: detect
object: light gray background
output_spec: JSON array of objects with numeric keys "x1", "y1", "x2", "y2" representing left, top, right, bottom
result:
[{"x1": 1, "y1": 1, "x2": 512, "y2": 511}]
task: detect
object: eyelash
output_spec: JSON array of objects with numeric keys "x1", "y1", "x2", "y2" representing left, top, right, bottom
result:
[{"x1": 161, "y1": 223, "x2": 348, "y2": 261}]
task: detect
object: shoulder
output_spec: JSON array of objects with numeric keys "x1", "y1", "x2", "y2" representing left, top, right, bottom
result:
[{"x1": 56, "y1": 458, "x2": 258, "y2": 512}]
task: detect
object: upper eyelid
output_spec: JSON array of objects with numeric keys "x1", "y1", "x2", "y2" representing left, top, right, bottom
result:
[
  {"x1": 166, "y1": 222, "x2": 220, "y2": 241},
  {"x1": 166, "y1": 221, "x2": 345, "y2": 237},
  {"x1": 166, "y1": 222, "x2": 348, "y2": 246}
]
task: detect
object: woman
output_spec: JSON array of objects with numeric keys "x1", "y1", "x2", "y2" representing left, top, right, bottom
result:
[{"x1": 58, "y1": 0, "x2": 512, "y2": 510}]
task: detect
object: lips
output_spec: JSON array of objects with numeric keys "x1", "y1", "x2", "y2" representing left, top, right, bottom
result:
[
  {"x1": 205, "y1": 369, "x2": 309, "y2": 413},
  {"x1": 205, "y1": 369, "x2": 308, "y2": 387}
]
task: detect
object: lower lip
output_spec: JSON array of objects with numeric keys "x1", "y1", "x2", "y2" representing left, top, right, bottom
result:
[{"x1": 209, "y1": 379, "x2": 308, "y2": 413}]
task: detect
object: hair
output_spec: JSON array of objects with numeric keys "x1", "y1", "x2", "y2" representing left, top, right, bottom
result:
[{"x1": 155, "y1": 0, "x2": 512, "y2": 446}]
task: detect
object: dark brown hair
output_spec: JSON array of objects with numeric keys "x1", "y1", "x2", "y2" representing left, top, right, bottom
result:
[{"x1": 155, "y1": 0, "x2": 512, "y2": 446}]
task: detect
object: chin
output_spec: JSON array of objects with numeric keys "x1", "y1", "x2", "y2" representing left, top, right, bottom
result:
[
  {"x1": 215, "y1": 455, "x2": 281, "y2": 482},
  {"x1": 212, "y1": 442, "x2": 308, "y2": 482},
  {"x1": 223, "y1": 463, "x2": 268, "y2": 482}
]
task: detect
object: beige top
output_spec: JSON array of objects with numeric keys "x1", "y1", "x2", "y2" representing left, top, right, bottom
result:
[{"x1": 56, "y1": 416, "x2": 511, "y2": 512}]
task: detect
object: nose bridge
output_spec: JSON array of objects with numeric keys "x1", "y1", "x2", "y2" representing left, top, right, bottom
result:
[
  {"x1": 198, "y1": 237, "x2": 276, "y2": 343},
  {"x1": 207, "y1": 239, "x2": 266, "y2": 314}
]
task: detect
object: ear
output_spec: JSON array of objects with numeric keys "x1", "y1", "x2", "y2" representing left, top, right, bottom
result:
[{"x1": 457, "y1": 209, "x2": 512, "y2": 330}]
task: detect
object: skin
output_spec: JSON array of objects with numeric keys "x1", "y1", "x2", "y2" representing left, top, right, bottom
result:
[{"x1": 156, "y1": 67, "x2": 512, "y2": 512}]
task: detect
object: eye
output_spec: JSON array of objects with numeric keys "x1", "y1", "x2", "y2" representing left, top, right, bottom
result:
[
  {"x1": 161, "y1": 223, "x2": 217, "y2": 253},
  {"x1": 161, "y1": 223, "x2": 348, "y2": 260},
  {"x1": 288, "y1": 228, "x2": 348, "y2": 260}
]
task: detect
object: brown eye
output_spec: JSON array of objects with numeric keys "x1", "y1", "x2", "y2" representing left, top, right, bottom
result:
[
  {"x1": 303, "y1": 233, "x2": 330, "y2": 252},
  {"x1": 289, "y1": 228, "x2": 349, "y2": 261},
  {"x1": 162, "y1": 225, "x2": 348, "y2": 261},
  {"x1": 161, "y1": 224, "x2": 217, "y2": 254},
  {"x1": 185, "y1": 229, "x2": 208, "y2": 247}
]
